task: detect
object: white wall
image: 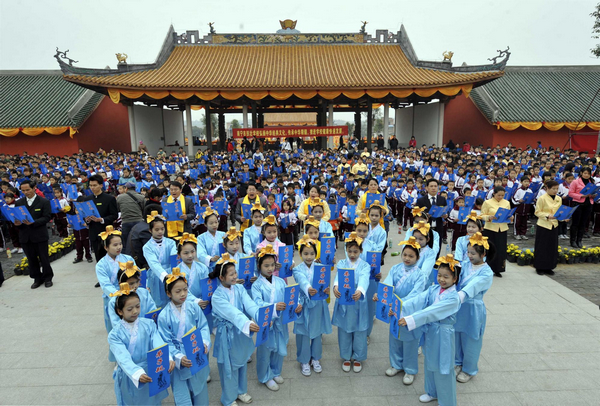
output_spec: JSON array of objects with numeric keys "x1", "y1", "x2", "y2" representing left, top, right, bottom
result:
[
  {"x1": 132, "y1": 105, "x2": 184, "y2": 156},
  {"x1": 395, "y1": 102, "x2": 442, "y2": 148}
]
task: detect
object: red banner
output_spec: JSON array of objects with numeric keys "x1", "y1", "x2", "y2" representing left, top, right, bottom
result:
[{"x1": 233, "y1": 125, "x2": 348, "y2": 139}]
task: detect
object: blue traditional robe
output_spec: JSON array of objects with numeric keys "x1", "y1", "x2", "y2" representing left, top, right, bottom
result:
[
  {"x1": 453, "y1": 235, "x2": 470, "y2": 263},
  {"x1": 405, "y1": 228, "x2": 441, "y2": 257},
  {"x1": 363, "y1": 226, "x2": 386, "y2": 336},
  {"x1": 196, "y1": 230, "x2": 226, "y2": 269},
  {"x1": 332, "y1": 258, "x2": 370, "y2": 333},
  {"x1": 108, "y1": 318, "x2": 170, "y2": 406},
  {"x1": 97, "y1": 253, "x2": 136, "y2": 333},
  {"x1": 242, "y1": 225, "x2": 262, "y2": 255},
  {"x1": 142, "y1": 238, "x2": 178, "y2": 308},
  {"x1": 292, "y1": 262, "x2": 332, "y2": 339},
  {"x1": 108, "y1": 288, "x2": 157, "y2": 330},
  {"x1": 157, "y1": 300, "x2": 211, "y2": 406},
  {"x1": 177, "y1": 260, "x2": 214, "y2": 330},
  {"x1": 318, "y1": 220, "x2": 333, "y2": 237}
]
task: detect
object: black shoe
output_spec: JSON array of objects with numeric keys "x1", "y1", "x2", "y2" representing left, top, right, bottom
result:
[
  {"x1": 536, "y1": 270, "x2": 545, "y2": 275},
  {"x1": 545, "y1": 270, "x2": 555, "y2": 276},
  {"x1": 570, "y1": 241, "x2": 578, "y2": 248},
  {"x1": 73, "y1": 258, "x2": 83, "y2": 264},
  {"x1": 583, "y1": 233, "x2": 591, "y2": 239},
  {"x1": 14, "y1": 268, "x2": 23, "y2": 276},
  {"x1": 94, "y1": 282, "x2": 100, "y2": 288},
  {"x1": 31, "y1": 281, "x2": 43, "y2": 289},
  {"x1": 87, "y1": 258, "x2": 94, "y2": 263},
  {"x1": 576, "y1": 241, "x2": 583, "y2": 249},
  {"x1": 493, "y1": 272, "x2": 503, "y2": 278},
  {"x1": 45, "y1": 281, "x2": 53, "y2": 288}
]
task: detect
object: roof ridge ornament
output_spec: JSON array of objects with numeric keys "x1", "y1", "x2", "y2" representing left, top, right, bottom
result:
[
  {"x1": 54, "y1": 48, "x2": 78, "y2": 66},
  {"x1": 360, "y1": 21, "x2": 368, "y2": 34},
  {"x1": 488, "y1": 46, "x2": 511, "y2": 64},
  {"x1": 208, "y1": 22, "x2": 216, "y2": 35}
]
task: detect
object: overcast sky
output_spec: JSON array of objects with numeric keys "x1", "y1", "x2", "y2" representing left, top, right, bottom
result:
[{"x1": 1, "y1": 0, "x2": 599, "y2": 70}]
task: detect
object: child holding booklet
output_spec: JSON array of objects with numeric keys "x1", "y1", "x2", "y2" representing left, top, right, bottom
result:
[
  {"x1": 157, "y1": 268, "x2": 211, "y2": 406},
  {"x1": 143, "y1": 212, "x2": 178, "y2": 308},
  {"x1": 398, "y1": 255, "x2": 461, "y2": 406},
  {"x1": 211, "y1": 256, "x2": 260, "y2": 406},
  {"x1": 332, "y1": 232, "x2": 370, "y2": 373},
  {"x1": 252, "y1": 245, "x2": 302, "y2": 391},
  {"x1": 196, "y1": 208, "x2": 226, "y2": 270},
  {"x1": 278, "y1": 199, "x2": 298, "y2": 247},
  {"x1": 374, "y1": 237, "x2": 427, "y2": 385},
  {"x1": 243, "y1": 203, "x2": 265, "y2": 255},
  {"x1": 108, "y1": 284, "x2": 175, "y2": 405},
  {"x1": 453, "y1": 212, "x2": 484, "y2": 263},
  {"x1": 292, "y1": 235, "x2": 332, "y2": 376}
]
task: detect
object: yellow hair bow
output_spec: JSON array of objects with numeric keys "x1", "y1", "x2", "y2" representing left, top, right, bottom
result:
[
  {"x1": 469, "y1": 232, "x2": 489, "y2": 250},
  {"x1": 296, "y1": 234, "x2": 317, "y2": 250},
  {"x1": 257, "y1": 244, "x2": 277, "y2": 258},
  {"x1": 309, "y1": 198, "x2": 325, "y2": 208},
  {"x1": 174, "y1": 232, "x2": 197, "y2": 245},
  {"x1": 411, "y1": 206, "x2": 426, "y2": 217},
  {"x1": 305, "y1": 215, "x2": 320, "y2": 229},
  {"x1": 398, "y1": 236, "x2": 421, "y2": 250},
  {"x1": 203, "y1": 207, "x2": 218, "y2": 219},
  {"x1": 344, "y1": 231, "x2": 364, "y2": 246},
  {"x1": 146, "y1": 210, "x2": 165, "y2": 223},
  {"x1": 411, "y1": 221, "x2": 431, "y2": 236},
  {"x1": 224, "y1": 226, "x2": 242, "y2": 241},
  {"x1": 369, "y1": 199, "x2": 385, "y2": 210},
  {"x1": 165, "y1": 267, "x2": 187, "y2": 285},
  {"x1": 109, "y1": 282, "x2": 133, "y2": 297},
  {"x1": 262, "y1": 214, "x2": 278, "y2": 226},
  {"x1": 465, "y1": 211, "x2": 482, "y2": 223},
  {"x1": 251, "y1": 202, "x2": 266, "y2": 212},
  {"x1": 356, "y1": 212, "x2": 370, "y2": 225},
  {"x1": 99, "y1": 225, "x2": 122, "y2": 240},
  {"x1": 216, "y1": 252, "x2": 238, "y2": 266},
  {"x1": 119, "y1": 261, "x2": 140, "y2": 278},
  {"x1": 435, "y1": 254, "x2": 460, "y2": 272}
]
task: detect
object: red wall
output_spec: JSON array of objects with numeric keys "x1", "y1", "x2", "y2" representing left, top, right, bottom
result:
[
  {"x1": 443, "y1": 95, "x2": 494, "y2": 148},
  {"x1": 0, "y1": 98, "x2": 130, "y2": 156},
  {"x1": 492, "y1": 127, "x2": 570, "y2": 151}
]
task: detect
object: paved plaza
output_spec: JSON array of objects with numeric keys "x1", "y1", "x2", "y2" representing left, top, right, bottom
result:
[{"x1": 1, "y1": 230, "x2": 600, "y2": 406}]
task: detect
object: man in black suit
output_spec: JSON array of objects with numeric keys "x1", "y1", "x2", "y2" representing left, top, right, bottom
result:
[
  {"x1": 416, "y1": 178, "x2": 447, "y2": 253},
  {"x1": 15, "y1": 180, "x2": 54, "y2": 288},
  {"x1": 84, "y1": 174, "x2": 118, "y2": 264}
]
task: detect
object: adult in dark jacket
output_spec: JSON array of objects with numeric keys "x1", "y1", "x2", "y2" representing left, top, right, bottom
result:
[
  {"x1": 389, "y1": 136, "x2": 399, "y2": 150},
  {"x1": 126, "y1": 204, "x2": 162, "y2": 268},
  {"x1": 84, "y1": 175, "x2": 119, "y2": 263},
  {"x1": 376, "y1": 135, "x2": 384, "y2": 149},
  {"x1": 416, "y1": 179, "x2": 447, "y2": 253},
  {"x1": 15, "y1": 180, "x2": 54, "y2": 288}
]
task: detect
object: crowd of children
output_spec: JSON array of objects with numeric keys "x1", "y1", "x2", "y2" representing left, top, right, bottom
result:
[{"x1": 1, "y1": 142, "x2": 599, "y2": 405}]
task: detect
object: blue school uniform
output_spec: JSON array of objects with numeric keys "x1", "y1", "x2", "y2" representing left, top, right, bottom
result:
[
  {"x1": 178, "y1": 260, "x2": 214, "y2": 331},
  {"x1": 212, "y1": 284, "x2": 259, "y2": 406},
  {"x1": 332, "y1": 258, "x2": 370, "y2": 361},
  {"x1": 403, "y1": 285, "x2": 461, "y2": 406},
  {"x1": 455, "y1": 261, "x2": 493, "y2": 377},
  {"x1": 416, "y1": 245, "x2": 438, "y2": 285},
  {"x1": 97, "y1": 253, "x2": 136, "y2": 334},
  {"x1": 319, "y1": 220, "x2": 333, "y2": 236},
  {"x1": 108, "y1": 318, "x2": 170, "y2": 406},
  {"x1": 364, "y1": 224, "x2": 387, "y2": 337},
  {"x1": 292, "y1": 262, "x2": 332, "y2": 364},
  {"x1": 108, "y1": 288, "x2": 157, "y2": 330},
  {"x1": 142, "y1": 238, "x2": 178, "y2": 308},
  {"x1": 453, "y1": 235, "x2": 470, "y2": 263},
  {"x1": 382, "y1": 263, "x2": 427, "y2": 374},
  {"x1": 197, "y1": 230, "x2": 226, "y2": 270},
  {"x1": 243, "y1": 225, "x2": 262, "y2": 254},
  {"x1": 157, "y1": 300, "x2": 211, "y2": 406},
  {"x1": 252, "y1": 275, "x2": 289, "y2": 383}
]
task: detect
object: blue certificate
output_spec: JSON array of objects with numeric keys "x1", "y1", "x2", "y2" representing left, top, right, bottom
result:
[
  {"x1": 281, "y1": 284, "x2": 300, "y2": 324},
  {"x1": 367, "y1": 251, "x2": 382, "y2": 280},
  {"x1": 311, "y1": 264, "x2": 330, "y2": 301},
  {"x1": 553, "y1": 205, "x2": 578, "y2": 221},
  {"x1": 147, "y1": 344, "x2": 170, "y2": 397},
  {"x1": 337, "y1": 268, "x2": 355, "y2": 306},
  {"x1": 255, "y1": 305, "x2": 274, "y2": 347},
  {"x1": 376, "y1": 283, "x2": 393, "y2": 323}
]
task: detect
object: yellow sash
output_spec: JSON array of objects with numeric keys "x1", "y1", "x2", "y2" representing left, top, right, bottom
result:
[
  {"x1": 240, "y1": 195, "x2": 261, "y2": 232},
  {"x1": 166, "y1": 194, "x2": 186, "y2": 237}
]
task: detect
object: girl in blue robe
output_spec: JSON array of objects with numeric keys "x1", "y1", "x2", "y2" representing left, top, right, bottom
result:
[
  {"x1": 108, "y1": 286, "x2": 174, "y2": 405},
  {"x1": 332, "y1": 232, "x2": 370, "y2": 373},
  {"x1": 376, "y1": 237, "x2": 428, "y2": 385},
  {"x1": 157, "y1": 270, "x2": 211, "y2": 406},
  {"x1": 453, "y1": 215, "x2": 484, "y2": 263},
  {"x1": 175, "y1": 234, "x2": 214, "y2": 331},
  {"x1": 398, "y1": 256, "x2": 461, "y2": 406},
  {"x1": 108, "y1": 263, "x2": 157, "y2": 330},
  {"x1": 454, "y1": 232, "x2": 494, "y2": 384},
  {"x1": 196, "y1": 208, "x2": 226, "y2": 270},
  {"x1": 404, "y1": 211, "x2": 440, "y2": 258},
  {"x1": 143, "y1": 214, "x2": 178, "y2": 308},
  {"x1": 210, "y1": 257, "x2": 260, "y2": 406},
  {"x1": 292, "y1": 236, "x2": 332, "y2": 377},
  {"x1": 96, "y1": 228, "x2": 136, "y2": 347},
  {"x1": 242, "y1": 204, "x2": 265, "y2": 255},
  {"x1": 252, "y1": 245, "x2": 301, "y2": 391},
  {"x1": 310, "y1": 203, "x2": 333, "y2": 237},
  {"x1": 222, "y1": 227, "x2": 255, "y2": 297},
  {"x1": 410, "y1": 221, "x2": 438, "y2": 285}
]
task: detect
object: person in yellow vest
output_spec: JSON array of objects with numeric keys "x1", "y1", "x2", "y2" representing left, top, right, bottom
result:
[
  {"x1": 235, "y1": 184, "x2": 268, "y2": 232},
  {"x1": 297, "y1": 186, "x2": 331, "y2": 222},
  {"x1": 351, "y1": 157, "x2": 369, "y2": 179},
  {"x1": 356, "y1": 178, "x2": 389, "y2": 227},
  {"x1": 163, "y1": 181, "x2": 196, "y2": 238}
]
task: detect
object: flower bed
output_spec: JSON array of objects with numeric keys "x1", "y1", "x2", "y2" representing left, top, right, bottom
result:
[
  {"x1": 14, "y1": 235, "x2": 76, "y2": 274},
  {"x1": 507, "y1": 243, "x2": 600, "y2": 266}
]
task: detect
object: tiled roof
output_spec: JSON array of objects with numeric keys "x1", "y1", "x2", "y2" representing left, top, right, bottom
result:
[
  {"x1": 64, "y1": 44, "x2": 503, "y2": 90},
  {"x1": 0, "y1": 71, "x2": 103, "y2": 128},
  {"x1": 471, "y1": 66, "x2": 600, "y2": 123}
]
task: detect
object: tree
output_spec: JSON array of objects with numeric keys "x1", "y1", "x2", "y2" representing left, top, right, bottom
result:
[
  {"x1": 345, "y1": 121, "x2": 355, "y2": 137},
  {"x1": 192, "y1": 126, "x2": 202, "y2": 138},
  {"x1": 592, "y1": 3, "x2": 600, "y2": 57},
  {"x1": 201, "y1": 113, "x2": 218, "y2": 136},
  {"x1": 231, "y1": 119, "x2": 241, "y2": 129}
]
